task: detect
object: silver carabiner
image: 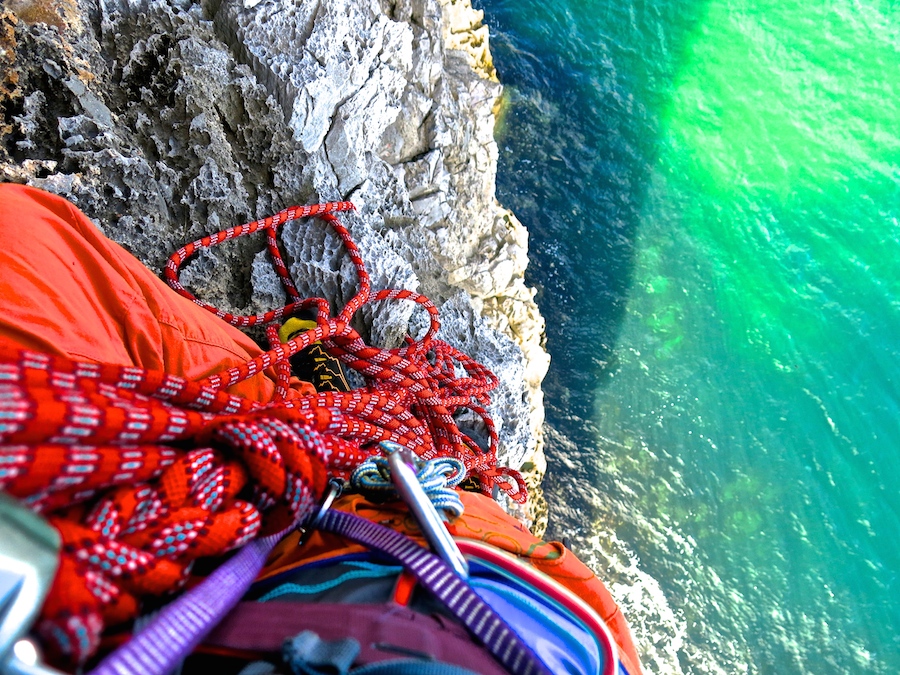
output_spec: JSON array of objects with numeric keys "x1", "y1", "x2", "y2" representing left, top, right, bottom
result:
[
  {"x1": 296, "y1": 478, "x2": 343, "y2": 546},
  {"x1": 381, "y1": 442, "x2": 469, "y2": 579},
  {"x1": 0, "y1": 493, "x2": 67, "y2": 675}
]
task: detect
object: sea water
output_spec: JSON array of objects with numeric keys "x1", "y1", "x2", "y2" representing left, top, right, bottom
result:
[{"x1": 473, "y1": 0, "x2": 900, "y2": 672}]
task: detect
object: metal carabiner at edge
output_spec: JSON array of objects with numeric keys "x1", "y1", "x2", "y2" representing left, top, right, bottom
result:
[
  {"x1": 0, "y1": 493, "x2": 67, "y2": 675},
  {"x1": 296, "y1": 477, "x2": 343, "y2": 546}
]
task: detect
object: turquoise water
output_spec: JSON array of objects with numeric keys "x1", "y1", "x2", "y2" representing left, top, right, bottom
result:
[{"x1": 475, "y1": 0, "x2": 900, "y2": 672}]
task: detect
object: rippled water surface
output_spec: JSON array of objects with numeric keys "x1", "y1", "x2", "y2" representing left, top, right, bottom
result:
[{"x1": 474, "y1": 0, "x2": 900, "y2": 672}]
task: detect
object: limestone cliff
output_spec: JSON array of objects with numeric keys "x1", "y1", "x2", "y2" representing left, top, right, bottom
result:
[{"x1": 0, "y1": 0, "x2": 549, "y2": 529}]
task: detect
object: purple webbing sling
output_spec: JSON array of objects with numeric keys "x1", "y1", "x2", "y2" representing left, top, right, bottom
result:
[{"x1": 87, "y1": 529, "x2": 287, "y2": 675}]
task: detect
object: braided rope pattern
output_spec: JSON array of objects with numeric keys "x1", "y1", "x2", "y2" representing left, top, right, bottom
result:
[
  {"x1": 163, "y1": 203, "x2": 526, "y2": 502},
  {"x1": 0, "y1": 345, "x2": 330, "y2": 664}
]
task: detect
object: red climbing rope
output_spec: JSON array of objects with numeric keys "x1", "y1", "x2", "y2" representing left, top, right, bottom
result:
[
  {"x1": 0, "y1": 200, "x2": 526, "y2": 666},
  {"x1": 163, "y1": 202, "x2": 525, "y2": 498},
  {"x1": 0, "y1": 346, "x2": 331, "y2": 663}
]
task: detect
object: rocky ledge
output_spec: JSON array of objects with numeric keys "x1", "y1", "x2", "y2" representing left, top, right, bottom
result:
[{"x1": 0, "y1": 0, "x2": 550, "y2": 530}]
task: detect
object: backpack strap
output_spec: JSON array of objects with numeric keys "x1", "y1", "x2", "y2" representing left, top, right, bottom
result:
[
  {"x1": 348, "y1": 662, "x2": 479, "y2": 675},
  {"x1": 316, "y1": 510, "x2": 552, "y2": 675}
]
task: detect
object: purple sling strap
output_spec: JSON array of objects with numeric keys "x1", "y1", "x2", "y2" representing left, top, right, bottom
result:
[{"x1": 86, "y1": 528, "x2": 287, "y2": 675}]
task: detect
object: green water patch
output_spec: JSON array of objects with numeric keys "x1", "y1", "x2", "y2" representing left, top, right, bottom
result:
[
  {"x1": 663, "y1": 0, "x2": 900, "y2": 198},
  {"x1": 654, "y1": 0, "x2": 900, "y2": 383},
  {"x1": 480, "y1": 0, "x2": 714, "y2": 400},
  {"x1": 593, "y1": 176, "x2": 900, "y2": 670},
  {"x1": 662, "y1": 174, "x2": 900, "y2": 377},
  {"x1": 591, "y1": 0, "x2": 900, "y2": 665},
  {"x1": 479, "y1": 0, "x2": 900, "y2": 670}
]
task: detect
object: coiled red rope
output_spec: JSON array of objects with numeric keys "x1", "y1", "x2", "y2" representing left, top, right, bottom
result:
[
  {"x1": 0, "y1": 201, "x2": 526, "y2": 666},
  {"x1": 0, "y1": 348, "x2": 330, "y2": 662},
  {"x1": 163, "y1": 202, "x2": 525, "y2": 498}
]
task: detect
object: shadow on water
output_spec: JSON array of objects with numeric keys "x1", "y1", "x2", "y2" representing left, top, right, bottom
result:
[
  {"x1": 476, "y1": 2, "x2": 900, "y2": 672},
  {"x1": 473, "y1": 0, "x2": 709, "y2": 480}
]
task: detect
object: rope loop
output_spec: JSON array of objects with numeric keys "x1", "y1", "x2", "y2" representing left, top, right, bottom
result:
[
  {"x1": 350, "y1": 453, "x2": 466, "y2": 520},
  {"x1": 162, "y1": 201, "x2": 526, "y2": 505}
]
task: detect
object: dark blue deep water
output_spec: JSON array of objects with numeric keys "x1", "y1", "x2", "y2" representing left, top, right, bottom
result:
[{"x1": 474, "y1": 0, "x2": 900, "y2": 672}]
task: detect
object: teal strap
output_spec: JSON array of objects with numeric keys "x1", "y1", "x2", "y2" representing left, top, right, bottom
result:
[
  {"x1": 257, "y1": 562, "x2": 402, "y2": 602},
  {"x1": 236, "y1": 663, "x2": 278, "y2": 675},
  {"x1": 351, "y1": 660, "x2": 480, "y2": 675}
]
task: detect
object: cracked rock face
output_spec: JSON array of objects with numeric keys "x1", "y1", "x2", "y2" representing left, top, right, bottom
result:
[{"x1": 0, "y1": 0, "x2": 548, "y2": 528}]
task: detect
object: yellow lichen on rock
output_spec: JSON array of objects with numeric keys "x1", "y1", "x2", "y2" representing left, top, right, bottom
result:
[
  {"x1": 441, "y1": 0, "x2": 497, "y2": 82},
  {"x1": 4, "y1": 0, "x2": 80, "y2": 32}
]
